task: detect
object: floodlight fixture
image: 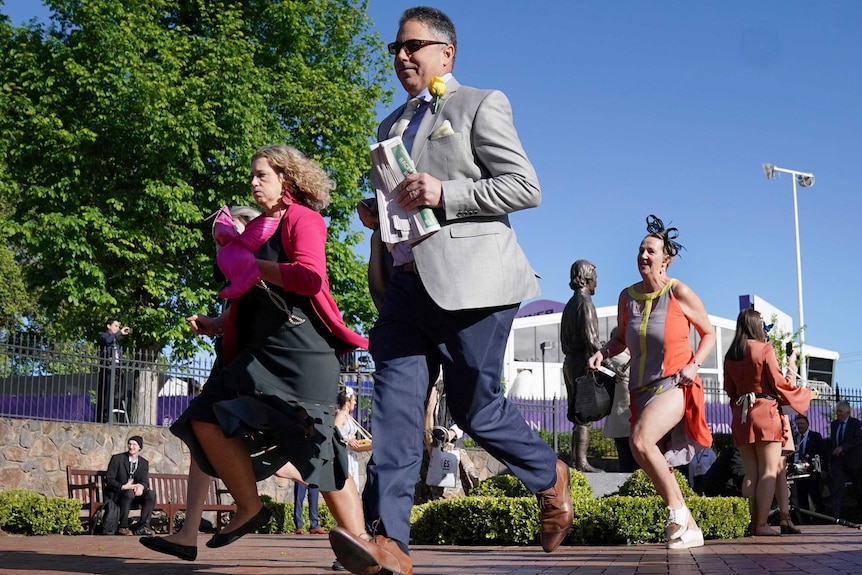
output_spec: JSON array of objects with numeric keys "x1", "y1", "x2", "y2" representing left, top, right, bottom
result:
[{"x1": 762, "y1": 162, "x2": 816, "y2": 380}]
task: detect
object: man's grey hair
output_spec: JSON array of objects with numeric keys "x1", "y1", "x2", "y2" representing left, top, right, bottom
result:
[
  {"x1": 400, "y1": 6, "x2": 457, "y2": 63},
  {"x1": 569, "y1": 259, "x2": 596, "y2": 290}
]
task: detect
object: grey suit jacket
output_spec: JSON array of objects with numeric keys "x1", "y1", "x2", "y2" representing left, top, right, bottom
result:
[{"x1": 378, "y1": 77, "x2": 541, "y2": 311}]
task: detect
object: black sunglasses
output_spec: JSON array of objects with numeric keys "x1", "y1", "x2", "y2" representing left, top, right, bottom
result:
[{"x1": 387, "y1": 39, "x2": 448, "y2": 55}]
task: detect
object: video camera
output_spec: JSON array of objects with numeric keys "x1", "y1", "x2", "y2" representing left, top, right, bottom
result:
[{"x1": 787, "y1": 454, "x2": 822, "y2": 479}]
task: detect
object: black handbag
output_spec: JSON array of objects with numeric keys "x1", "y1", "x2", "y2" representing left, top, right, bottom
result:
[{"x1": 572, "y1": 368, "x2": 616, "y2": 424}]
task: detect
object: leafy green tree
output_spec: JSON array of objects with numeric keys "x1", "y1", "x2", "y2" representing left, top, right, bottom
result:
[
  {"x1": 0, "y1": 202, "x2": 35, "y2": 334},
  {"x1": 766, "y1": 313, "x2": 802, "y2": 372},
  {"x1": 0, "y1": 0, "x2": 389, "y2": 358}
]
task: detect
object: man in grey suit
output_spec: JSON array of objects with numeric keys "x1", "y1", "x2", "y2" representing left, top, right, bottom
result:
[{"x1": 329, "y1": 7, "x2": 572, "y2": 575}]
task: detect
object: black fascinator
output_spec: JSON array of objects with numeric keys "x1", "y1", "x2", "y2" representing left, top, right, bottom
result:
[{"x1": 645, "y1": 214, "x2": 685, "y2": 257}]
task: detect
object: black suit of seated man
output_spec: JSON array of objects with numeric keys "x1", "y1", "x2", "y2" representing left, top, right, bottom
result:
[{"x1": 104, "y1": 435, "x2": 156, "y2": 535}]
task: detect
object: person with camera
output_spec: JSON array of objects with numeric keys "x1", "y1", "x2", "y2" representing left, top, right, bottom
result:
[
  {"x1": 792, "y1": 414, "x2": 826, "y2": 515},
  {"x1": 828, "y1": 400, "x2": 862, "y2": 518},
  {"x1": 723, "y1": 309, "x2": 815, "y2": 536},
  {"x1": 96, "y1": 318, "x2": 131, "y2": 423}
]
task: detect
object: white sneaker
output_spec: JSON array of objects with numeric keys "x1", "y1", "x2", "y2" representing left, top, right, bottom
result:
[
  {"x1": 665, "y1": 505, "x2": 689, "y2": 541},
  {"x1": 667, "y1": 527, "x2": 704, "y2": 549}
]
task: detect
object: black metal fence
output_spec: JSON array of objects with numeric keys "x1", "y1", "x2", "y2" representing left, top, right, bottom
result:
[
  {"x1": 2, "y1": 333, "x2": 858, "y2": 440},
  {"x1": 509, "y1": 378, "x2": 859, "y2": 440},
  {"x1": 0, "y1": 334, "x2": 373, "y2": 430}
]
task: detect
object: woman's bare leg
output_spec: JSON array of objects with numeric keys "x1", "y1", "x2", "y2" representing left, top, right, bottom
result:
[
  {"x1": 322, "y1": 477, "x2": 365, "y2": 536},
  {"x1": 629, "y1": 387, "x2": 699, "y2": 532},
  {"x1": 161, "y1": 458, "x2": 210, "y2": 545},
  {"x1": 775, "y1": 455, "x2": 790, "y2": 515},
  {"x1": 191, "y1": 420, "x2": 263, "y2": 532},
  {"x1": 275, "y1": 461, "x2": 366, "y2": 536},
  {"x1": 739, "y1": 441, "x2": 781, "y2": 534}
]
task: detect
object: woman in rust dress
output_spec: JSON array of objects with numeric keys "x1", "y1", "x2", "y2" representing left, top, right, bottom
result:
[{"x1": 724, "y1": 308, "x2": 813, "y2": 536}]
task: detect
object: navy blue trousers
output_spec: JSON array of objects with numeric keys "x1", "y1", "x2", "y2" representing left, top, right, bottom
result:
[
  {"x1": 363, "y1": 272, "x2": 558, "y2": 549},
  {"x1": 294, "y1": 482, "x2": 320, "y2": 529}
]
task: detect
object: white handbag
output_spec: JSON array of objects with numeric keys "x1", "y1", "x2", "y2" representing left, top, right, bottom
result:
[{"x1": 426, "y1": 444, "x2": 460, "y2": 488}]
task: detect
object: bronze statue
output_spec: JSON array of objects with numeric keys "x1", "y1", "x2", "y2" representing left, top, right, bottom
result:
[{"x1": 560, "y1": 259, "x2": 603, "y2": 472}]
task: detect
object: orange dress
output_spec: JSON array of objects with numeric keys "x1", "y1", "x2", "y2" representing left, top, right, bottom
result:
[
  {"x1": 623, "y1": 279, "x2": 712, "y2": 466},
  {"x1": 724, "y1": 340, "x2": 812, "y2": 446}
]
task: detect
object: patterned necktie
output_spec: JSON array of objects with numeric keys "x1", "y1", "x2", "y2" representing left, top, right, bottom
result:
[
  {"x1": 388, "y1": 97, "x2": 424, "y2": 140},
  {"x1": 130, "y1": 460, "x2": 137, "y2": 476}
]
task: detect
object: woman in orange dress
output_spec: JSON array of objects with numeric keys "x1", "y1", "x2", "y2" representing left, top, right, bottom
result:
[
  {"x1": 723, "y1": 308, "x2": 814, "y2": 536},
  {"x1": 589, "y1": 215, "x2": 714, "y2": 550}
]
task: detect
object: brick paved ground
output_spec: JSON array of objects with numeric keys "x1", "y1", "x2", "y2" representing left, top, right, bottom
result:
[{"x1": 1, "y1": 525, "x2": 861, "y2": 575}]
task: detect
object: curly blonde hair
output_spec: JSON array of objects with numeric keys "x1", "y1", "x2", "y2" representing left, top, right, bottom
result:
[{"x1": 250, "y1": 145, "x2": 334, "y2": 212}]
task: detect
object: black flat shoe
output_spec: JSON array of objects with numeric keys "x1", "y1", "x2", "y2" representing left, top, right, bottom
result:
[
  {"x1": 139, "y1": 536, "x2": 197, "y2": 561},
  {"x1": 206, "y1": 506, "x2": 272, "y2": 548}
]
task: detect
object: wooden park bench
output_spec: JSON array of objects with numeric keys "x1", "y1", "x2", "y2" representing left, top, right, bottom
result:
[{"x1": 66, "y1": 467, "x2": 235, "y2": 534}]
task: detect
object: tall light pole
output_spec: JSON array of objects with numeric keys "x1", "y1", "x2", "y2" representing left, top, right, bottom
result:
[
  {"x1": 763, "y1": 163, "x2": 814, "y2": 381},
  {"x1": 539, "y1": 341, "x2": 557, "y2": 453}
]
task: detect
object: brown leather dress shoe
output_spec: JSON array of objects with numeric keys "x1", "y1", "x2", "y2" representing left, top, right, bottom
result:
[
  {"x1": 309, "y1": 527, "x2": 329, "y2": 535},
  {"x1": 536, "y1": 459, "x2": 573, "y2": 552},
  {"x1": 328, "y1": 526, "x2": 413, "y2": 575},
  {"x1": 117, "y1": 527, "x2": 133, "y2": 536},
  {"x1": 295, "y1": 528, "x2": 306, "y2": 535}
]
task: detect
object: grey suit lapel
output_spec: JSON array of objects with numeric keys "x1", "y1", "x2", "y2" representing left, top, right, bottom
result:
[{"x1": 411, "y1": 77, "x2": 459, "y2": 164}]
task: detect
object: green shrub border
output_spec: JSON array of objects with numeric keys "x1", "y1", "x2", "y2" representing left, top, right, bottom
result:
[
  {"x1": 411, "y1": 467, "x2": 748, "y2": 545},
  {"x1": 2, "y1": 467, "x2": 748, "y2": 544},
  {"x1": 0, "y1": 490, "x2": 82, "y2": 535}
]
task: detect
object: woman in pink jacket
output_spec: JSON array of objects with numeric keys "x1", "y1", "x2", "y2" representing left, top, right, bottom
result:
[{"x1": 142, "y1": 146, "x2": 369, "y2": 562}]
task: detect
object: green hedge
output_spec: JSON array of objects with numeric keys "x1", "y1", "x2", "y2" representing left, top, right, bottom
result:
[
  {"x1": 409, "y1": 493, "x2": 747, "y2": 545},
  {"x1": 257, "y1": 494, "x2": 335, "y2": 534},
  {"x1": 470, "y1": 469, "x2": 592, "y2": 500},
  {"x1": 0, "y1": 490, "x2": 82, "y2": 535},
  {"x1": 2, "y1": 465, "x2": 749, "y2": 544},
  {"x1": 618, "y1": 468, "x2": 695, "y2": 498},
  {"x1": 410, "y1": 467, "x2": 748, "y2": 545}
]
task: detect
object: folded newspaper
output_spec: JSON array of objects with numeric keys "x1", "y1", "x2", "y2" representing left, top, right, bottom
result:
[{"x1": 369, "y1": 136, "x2": 440, "y2": 245}]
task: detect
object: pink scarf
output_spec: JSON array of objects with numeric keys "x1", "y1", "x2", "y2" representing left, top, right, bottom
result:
[{"x1": 213, "y1": 206, "x2": 281, "y2": 299}]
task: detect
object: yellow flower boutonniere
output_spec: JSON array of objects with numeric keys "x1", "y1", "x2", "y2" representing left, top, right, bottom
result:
[{"x1": 429, "y1": 76, "x2": 446, "y2": 114}]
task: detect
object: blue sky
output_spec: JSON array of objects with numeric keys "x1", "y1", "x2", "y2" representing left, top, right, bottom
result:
[{"x1": 5, "y1": 1, "x2": 861, "y2": 387}]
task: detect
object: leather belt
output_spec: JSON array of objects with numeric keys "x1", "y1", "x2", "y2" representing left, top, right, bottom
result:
[{"x1": 397, "y1": 261, "x2": 419, "y2": 274}]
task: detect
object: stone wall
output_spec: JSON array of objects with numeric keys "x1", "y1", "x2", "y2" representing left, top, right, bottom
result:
[
  {"x1": 0, "y1": 418, "x2": 295, "y2": 503},
  {"x1": 0, "y1": 418, "x2": 503, "y2": 503}
]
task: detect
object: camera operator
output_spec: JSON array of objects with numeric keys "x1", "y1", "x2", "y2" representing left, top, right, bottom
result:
[
  {"x1": 828, "y1": 401, "x2": 862, "y2": 519},
  {"x1": 96, "y1": 318, "x2": 132, "y2": 423},
  {"x1": 792, "y1": 414, "x2": 826, "y2": 514}
]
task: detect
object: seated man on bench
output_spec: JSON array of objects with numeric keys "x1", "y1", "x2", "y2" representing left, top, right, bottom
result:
[{"x1": 105, "y1": 435, "x2": 156, "y2": 535}]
